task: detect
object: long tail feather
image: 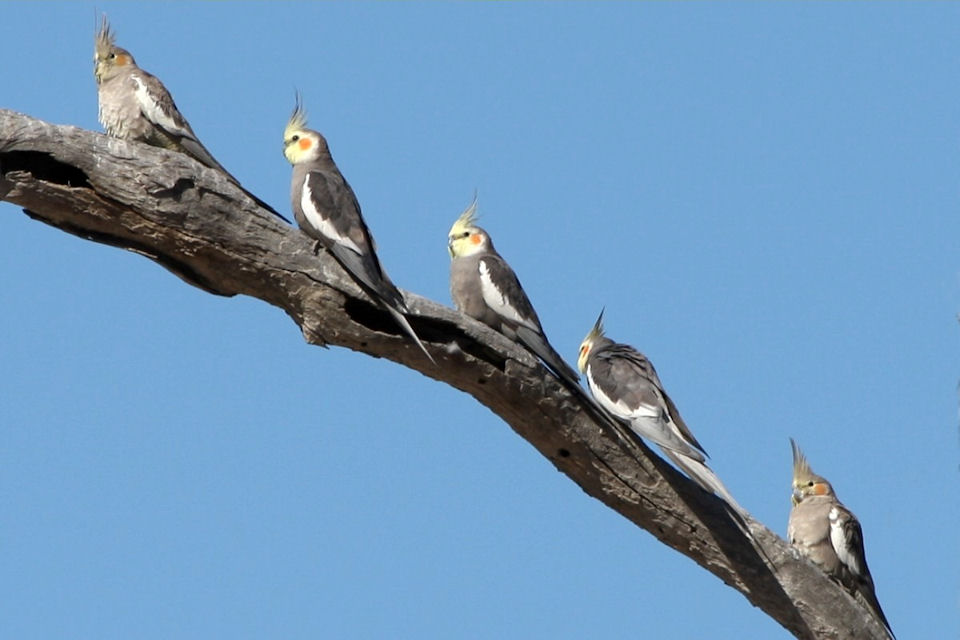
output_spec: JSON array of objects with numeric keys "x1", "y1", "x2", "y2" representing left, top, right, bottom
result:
[
  {"x1": 662, "y1": 449, "x2": 747, "y2": 517},
  {"x1": 384, "y1": 303, "x2": 436, "y2": 365},
  {"x1": 515, "y1": 326, "x2": 580, "y2": 389}
]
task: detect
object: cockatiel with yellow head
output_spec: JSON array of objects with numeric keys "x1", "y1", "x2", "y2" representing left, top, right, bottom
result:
[{"x1": 283, "y1": 96, "x2": 433, "y2": 363}]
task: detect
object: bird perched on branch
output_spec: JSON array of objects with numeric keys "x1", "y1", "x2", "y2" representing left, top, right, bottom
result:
[
  {"x1": 577, "y1": 311, "x2": 746, "y2": 514},
  {"x1": 447, "y1": 197, "x2": 581, "y2": 388},
  {"x1": 788, "y1": 439, "x2": 894, "y2": 638},
  {"x1": 283, "y1": 96, "x2": 433, "y2": 364},
  {"x1": 93, "y1": 16, "x2": 287, "y2": 222}
]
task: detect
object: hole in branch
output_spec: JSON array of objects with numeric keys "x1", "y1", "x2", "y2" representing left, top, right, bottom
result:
[{"x1": 0, "y1": 151, "x2": 90, "y2": 188}]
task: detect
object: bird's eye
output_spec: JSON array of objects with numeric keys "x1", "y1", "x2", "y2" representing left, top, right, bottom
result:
[
  {"x1": 108, "y1": 53, "x2": 116, "y2": 59},
  {"x1": 807, "y1": 481, "x2": 814, "y2": 487},
  {"x1": 462, "y1": 232, "x2": 470, "y2": 239},
  {"x1": 291, "y1": 135, "x2": 300, "y2": 142}
]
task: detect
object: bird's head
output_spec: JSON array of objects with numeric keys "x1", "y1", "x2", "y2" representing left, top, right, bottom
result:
[
  {"x1": 577, "y1": 309, "x2": 606, "y2": 373},
  {"x1": 790, "y1": 438, "x2": 835, "y2": 505},
  {"x1": 94, "y1": 15, "x2": 135, "y2": 84},
  {"x1": 283, "y1": 94, "x2": 327, "y2": 165},
  {"x1": 447, "y1": 196, "x2": 490, "y2": 259}
]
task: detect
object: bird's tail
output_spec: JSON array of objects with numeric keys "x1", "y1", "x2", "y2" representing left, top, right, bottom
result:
[
  {"x1": 515, "y1": 325, "x2": 581, "y2": 389},
  {"x1": 662, "y1": 449, "x2": 748, "y2": 517},
  {"x1": 853, "y1": 583, "x2": 895, "y2": 639},
  {"x1": 513, "y1": 325, "x2": 631, "y2": 436},
  {"x1": 383, "y1": 303, "x2": 436, "y2": 365},
  {"x1": 242, "y1": 187, "x2": 291, "y2": 224},
  {"x1": 661, "y1": 449, "x2": 779, "y2": 570},
  {"x1": 179, "y1": 136, "x2": 291, "y2": 224}
]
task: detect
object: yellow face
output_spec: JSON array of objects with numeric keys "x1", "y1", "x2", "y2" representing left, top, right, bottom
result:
[
  {"x1": 283, "y1": 100, "x2": 320, "y2": 165},
  {"x1": 577, "y1": 337, "x2": 593, "y2": 374},
  {"x1": 577, "y1": 313, "x2": 604, "y2": 373},
  {"x1": 283, "y1": 127, "x2": 320, "y2": 164},
  {"x1": 447, "y1": 225, "x2": 487, "y2": 259},
  {"x1": 447, "y1": 198, "x2": 486, "y2": 258}
]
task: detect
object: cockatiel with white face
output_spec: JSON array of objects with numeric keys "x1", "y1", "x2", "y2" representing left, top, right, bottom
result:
[
  {"x1": 577, "y1": 311, "x2": 746, "y2": 515},
  {"x1": 447, "y1": 198, "x2": 580, "y2": 389},
  {"x1": 283, "y1": 97, "x2": 433, "y2": 364},
  {"x1": 788, "y1": 440, "x2": 893, "y2": 638},
  {"x1": 94, "y1": 16, "x2": 287, "y2": 222}
]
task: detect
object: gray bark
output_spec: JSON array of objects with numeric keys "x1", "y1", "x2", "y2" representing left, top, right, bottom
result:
[{"x1": 0, "y1": 109, "x2": 892, "y2": 640}]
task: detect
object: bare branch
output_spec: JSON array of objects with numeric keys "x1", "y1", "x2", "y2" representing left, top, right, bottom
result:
[{"x1": 0, "y1": 109, "x2": 891, "y2": 639}]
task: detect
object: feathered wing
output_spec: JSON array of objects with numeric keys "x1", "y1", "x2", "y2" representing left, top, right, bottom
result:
[
  {"x1": 588, "y1": 346, "x2": 706, "y2": 461},
  {"x1": 302, "y1": 170, "x2": 402, "y2": 308},
  {"x1": 130, "y1": 72, "x2": 224, "y2": 169},
  {"x1": 514, "y1": 325, "x2": 580, "y2": 389},
  {"x1": 829, "y1": 504, "x2": 894, "y2": 637},
  {"x1": 131, "y1": 72, "x2": 289, "y2": 222},
  {"x1": 475, "y1": 255, "x2": 543, "y2": 334},
  {"x1": 471, "y1": 254, "x2": 582, "y2": 387},
  {"x1": 298, "y1": 170, "x2": 432, "y2": 363}
]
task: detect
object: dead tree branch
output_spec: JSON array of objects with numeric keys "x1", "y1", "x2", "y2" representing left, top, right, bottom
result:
[{"x1": 0, "y1": 109, "x2": 891, "y2": 639}]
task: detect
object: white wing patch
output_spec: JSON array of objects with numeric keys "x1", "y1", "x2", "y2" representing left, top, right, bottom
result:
[
  {"x1": 132, "y1": 76, "x2": 192, "y2": 138},
  {"x1": 301, "y1": 178, "x2": 363, "y2": 254},
  {"x1": 586, "y1": 369, "x2": 659, "y2": 420},
  {"x1": 478, "y1": 259, "x2": 536, "y2": 330},
  {"x1": 828, "y1": 507, "x2": 861, "y2": 576}
]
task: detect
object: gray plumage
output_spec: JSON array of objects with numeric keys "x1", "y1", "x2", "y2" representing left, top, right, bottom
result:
[
  {"x1": 788, "y1": 440, "x2": 894, "y2": 638},
  {"x1": 284, "y1": 99, "x2": 433, "y2": 364},
  {"x1": 578, "y1": 312, "x2": 746, "y2": 515},
  {"x1": 447, "y1": 202, "x2": 579, "y2": 388},
  {"x1": 94, "y1": 16, "x2": 288, "y2": 222}
]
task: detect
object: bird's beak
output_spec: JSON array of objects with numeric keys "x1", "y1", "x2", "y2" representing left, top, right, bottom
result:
[
  {"x1": 447, "y1": 238, "x2": 455, "y2": 258},
  {"x1": 791, "y1": 488, "x2": 802, "y2": 505}
]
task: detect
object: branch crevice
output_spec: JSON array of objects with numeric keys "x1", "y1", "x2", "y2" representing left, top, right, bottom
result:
[{"x1": 0, "y1": 109, "x2": 891, "y2": 640}]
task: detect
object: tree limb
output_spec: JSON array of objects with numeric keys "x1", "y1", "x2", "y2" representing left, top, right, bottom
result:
[{"x1": 0, "y1": 109, "x2": 891, "y2": 639}]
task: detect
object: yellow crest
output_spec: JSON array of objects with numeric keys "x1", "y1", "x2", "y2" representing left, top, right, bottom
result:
[
  {"x1": 578, "y1": 309, "x2": 606, "y2": 373},
  {"x1": 285, "y1": 92, "x2": 308, "y2": 141},
  {"x1": 584, "y1": 309, "x2": 606, "y2": 345},
  {"x1": 448, "y1": 194, "x2": 480, "y2": 238}
]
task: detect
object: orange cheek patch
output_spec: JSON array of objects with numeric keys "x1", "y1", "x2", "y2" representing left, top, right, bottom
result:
[
  {"x1": 298, "y1": 138, "x2": 312, "y2": 151},
  {"x1": 814, "y1": 483, "x2": 828, "y2": 496},
  {"x1": 116, "y1": 54, "x2": 130, "y2": 66},
  {"x1": 470, "y1": 234, "x2": 482, "y2": 245}
]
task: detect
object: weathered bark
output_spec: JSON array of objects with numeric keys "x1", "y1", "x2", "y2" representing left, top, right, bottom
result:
[{"x1": 0, "y1": 109, "x2": 891, "y2": 639}]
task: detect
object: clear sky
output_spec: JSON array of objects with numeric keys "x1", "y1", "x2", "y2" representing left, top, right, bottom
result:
[{"x1": 1, "y1": 3, "x2": 957, "y2": 638}]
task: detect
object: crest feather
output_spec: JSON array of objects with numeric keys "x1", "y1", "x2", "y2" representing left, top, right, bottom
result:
[
  {"x1": 285, "y1": 91, "x2": 308, "y2": 140},
  {"x1": 95, "y1": 14, "x2": 115, "y2": 58},
  {"x1": 790, "y1": 438, "x2": 815, "y2": 481},
  {"x1": 585, "y1": 308, "x2": 606, "y2": 344},
  {"x1": 449, "y1": 193, "x2": 480, "y2": 237}
]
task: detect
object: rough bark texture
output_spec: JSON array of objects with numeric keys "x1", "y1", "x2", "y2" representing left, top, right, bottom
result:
[{"x1": 0, "y1": 109, "x2": 891, "y2": 640}]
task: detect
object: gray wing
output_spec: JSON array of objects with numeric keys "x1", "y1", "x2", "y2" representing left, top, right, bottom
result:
[
  {"x1": 130, "y1": 71, "x2": 227, "y2": 171},
  {"x1": 475, "y1": 254, "x2": 544, "y2": 334},
  {"x1": 131, "y1": 71, "x2": 288, "y2": 222},
  {"x1": 829, "y1": 504, "x2": 894, "y2": 636},
  {"x1": 590, "y1": 343, "x2": 708, "y2": 459},
  {"x1": 301, "y1": 169, "x2": 403, "y2": 309}
]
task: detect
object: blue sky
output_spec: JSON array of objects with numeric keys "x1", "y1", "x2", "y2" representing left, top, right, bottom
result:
[{"x1": 2, "y1": 3, "x2": 957, "y2": 638}]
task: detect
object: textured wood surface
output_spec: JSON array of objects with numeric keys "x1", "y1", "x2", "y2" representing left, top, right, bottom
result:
[{"x1": 0, "y1": 109, "x2": 892, "y2": 639}]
